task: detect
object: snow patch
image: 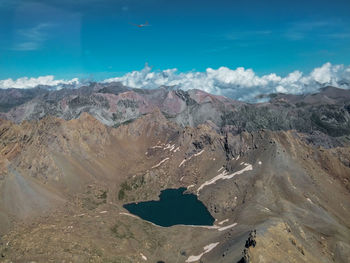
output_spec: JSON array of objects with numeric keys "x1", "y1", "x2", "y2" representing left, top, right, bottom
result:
[
  {"x1": 151, "y1": 145, "x2": 163, "y2": 149},
  {"x1": 164, "y1": 143, "x2": 175, "y2": 151},
  {"x1": 119, "y1": 212, "x2": 139, "y2": 219},
  {"x1": 186, "y1": 242, "x2": 220, "y2": 263},
  {"x1": 140, "y1": 253, "x2": 147, "y2": 261},
  {"x1": 152, "y1": 157, "x2": 169, "y2": 168},
  {"x1": 179, "y1": 150, "x2": 204, "y2": 167},
  {"x1": 218, "y1": 219, "x2": 229, "y2": 225},
  {"x1": 218, "y1": 223, "x2": 237, "y2": 231},
  {"x1": 197, "y1": 164, "x2": 253, "y2": 194},
  {"x1": 177, "y1": 224, "x2": 221, "y2": 229},
  {"x1": 194, "y1": 150, "x2": 205, "y2": 156},
  {"x1": 307, "y1": 198, "x2": 313, "y2": 204},
  {"x1": 179, "y1": 159, "x2": 187, "y2": 167}
]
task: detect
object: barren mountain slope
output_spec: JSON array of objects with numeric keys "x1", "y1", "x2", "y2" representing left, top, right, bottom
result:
[{"x1": 0, "y1": 109, "x2": 349, "y2": 263}]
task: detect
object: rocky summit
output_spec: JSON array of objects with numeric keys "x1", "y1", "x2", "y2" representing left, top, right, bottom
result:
[{"x1": 0, "y1": 83, "x2": 350, "y2": 263}]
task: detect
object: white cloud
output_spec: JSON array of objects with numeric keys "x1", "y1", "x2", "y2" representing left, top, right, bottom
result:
[
  {"x1": 0, "y1": 76, "x2": 79, "y2": 89},
  {"x1": 13, "y1": 23, "x2": 55, "y2": 51},
  {"x1": 1, "y1": 63, "x2": 349, "y2": 102},
  {"x1": 104, "y1": 63, "x2": 350, "y2": 102}
]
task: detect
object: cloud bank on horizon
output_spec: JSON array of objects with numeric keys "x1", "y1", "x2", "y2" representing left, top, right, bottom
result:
[
  {"x1": 1, "y1": 63, "x2": 350, "y2": 102},
  {"x1": 105, "y1": 62, "x2": 350, "y2": 101},
  {"x1": 0, "y1": 76, "x2": 79, "y2": 90}
]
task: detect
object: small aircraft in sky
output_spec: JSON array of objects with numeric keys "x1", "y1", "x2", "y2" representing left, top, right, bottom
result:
[{"x1": 130, "y1": 21, "x2": 151, "y2": 28}]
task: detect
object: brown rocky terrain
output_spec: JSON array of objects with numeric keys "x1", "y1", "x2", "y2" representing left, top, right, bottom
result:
[{"x1": 0, "y1": 87, "x2": 349, "y2": 262}]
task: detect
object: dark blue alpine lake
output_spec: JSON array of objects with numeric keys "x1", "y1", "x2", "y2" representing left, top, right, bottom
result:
[{"x1": 123, "y1": 187, "x2": 215, "y2": 227}]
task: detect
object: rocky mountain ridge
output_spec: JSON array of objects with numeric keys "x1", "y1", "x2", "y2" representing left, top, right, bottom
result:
[{"x1": 1, "y1": 84, "x2": 350, "y2": 147}]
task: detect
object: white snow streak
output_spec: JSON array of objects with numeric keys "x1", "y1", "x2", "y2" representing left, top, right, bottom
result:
[
  {"x1": 197, "y1": 164, "x2": 253, "y2": 193},
  {"x1": 194, "y1": 149, "x2": 205, "y2": 157},
  {"x1": 218, "y1": 219, "x2": 229, "y2": 225},
  {"x1": 164, "y1": 144, "x2": 175, "y2": 151},
  {"x1": 151, "y1": 143, "x2": 180, "y2": 154},
  {"x1": 152, "y1": 158, "x2": 169, "y2": 168},
  {"x1": 119, "y1": 212, "x2": 139, "y2": 219},
  {"x1": 179, "y1": 159, "x2": 187, "y2": 167},
  {"x1": 218, "y1": 223, "x2": 237, "y2": 231},
  {"x1": 140, "y1": 253, "x2": 147, "y2": 261},
  {"x1": 307, "y1": 198, "x2": 313, "y2": 204},
  {"x1": 179, "y1": 150, "x2": 204, "y2": 167},
  {"x1": 151, "y1": 145, "x2": 163, "y2": 149},
  {"x1": 186, "y1": 242, "x2": 220, "y2": 263},
  {"x1": 217, "y1": 167, "x2": 224, "y2": 172}
]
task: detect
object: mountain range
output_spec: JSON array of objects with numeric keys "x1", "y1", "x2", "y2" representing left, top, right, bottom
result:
[{"x1": 0, "y1": 83, "x2": 349, "y2": 263}]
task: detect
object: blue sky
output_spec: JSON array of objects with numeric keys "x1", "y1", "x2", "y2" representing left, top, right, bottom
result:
[{"x1": 0, "y1": 0, "x2": 350, "y2": 80}]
